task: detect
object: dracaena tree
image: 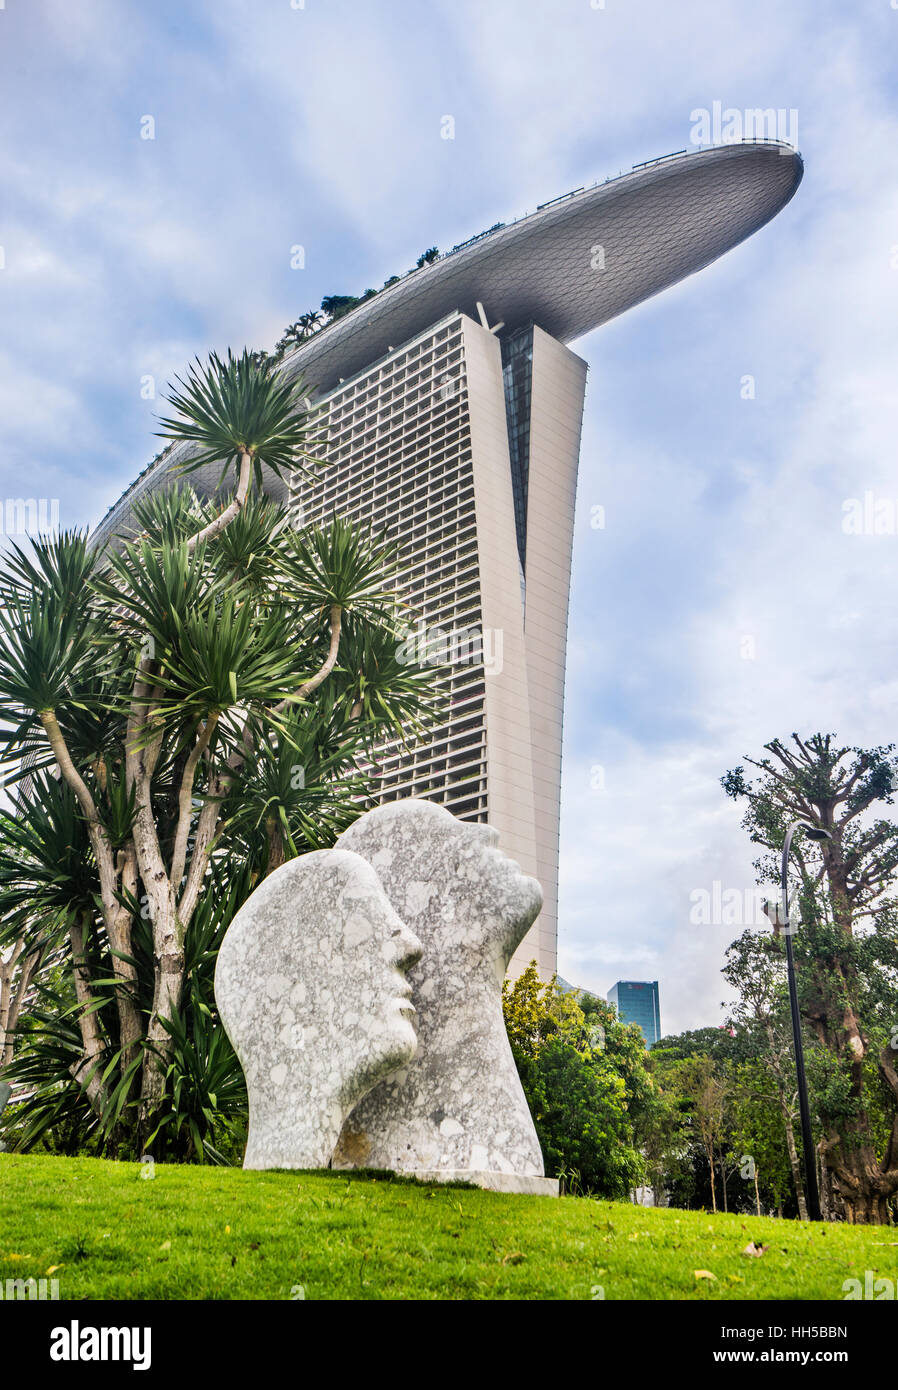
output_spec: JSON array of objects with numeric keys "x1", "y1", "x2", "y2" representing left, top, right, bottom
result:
[
  {"x1": 0, "y1": 349, "x2": 437, "y2": 1157},
  {"x1": 722, "y1": 733, "x2": 898, "y2": 1224}
]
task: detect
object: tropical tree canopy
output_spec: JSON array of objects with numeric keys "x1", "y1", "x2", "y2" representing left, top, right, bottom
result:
[
  {"x1": 0, "y1": 351, "x2": 438, "y2": 1161},
  {"x1": 722, "y1": 733, "x2": 898, "y2": 1224}
]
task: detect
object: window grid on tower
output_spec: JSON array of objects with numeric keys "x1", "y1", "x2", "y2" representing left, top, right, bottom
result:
[{"x1": 289, "y1": 314, "x2": 489, "y2": 821}]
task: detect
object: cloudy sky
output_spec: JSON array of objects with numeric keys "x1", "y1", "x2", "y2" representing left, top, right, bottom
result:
[{"x1": 2, "y1": 0, "x2": 897, "y2": 1033}]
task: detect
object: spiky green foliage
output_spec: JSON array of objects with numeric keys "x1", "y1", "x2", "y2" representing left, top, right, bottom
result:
[
  {"x1": 0, "y1": 464, "x2": 438, "y2": 1160},
  {"x1": 2, "y1": 986, "x2": 103, "y2": 1155},
  {"x1": 1, "y1": 866, "x2": 251, "y2": 1162},
  {"x1": 0, "y1": 532, "x2": 98, "y2": 733},
  {"x1": 0, "y1": 773, "x2": 95, "y2": 945},
  {"x1": 138, "y1": 865, "x2": 252, "y2": 1162},
  {"x1": 155, "y1": 348, "x2": 318, "y2": 487}
]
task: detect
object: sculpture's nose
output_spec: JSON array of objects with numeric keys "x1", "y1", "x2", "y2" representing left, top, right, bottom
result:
[
  {"x1": 467, "y1": 822, "x2": 499, "y2": 848},
  {"x1": 391, "y1": 921, "x2": 422, "y2": 972}
]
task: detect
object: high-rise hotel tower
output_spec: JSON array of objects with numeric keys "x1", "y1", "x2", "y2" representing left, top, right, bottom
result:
[{"x1": 92, "y1": 142, "x2": 803, "y2": 978}]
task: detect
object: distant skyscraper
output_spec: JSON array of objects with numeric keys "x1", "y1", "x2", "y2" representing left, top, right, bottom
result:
[
  {"x1": 92, "y1": 142, "x2": 802, "y2": 980},
  {"x1": 608, "y1": 980, "x2": 661, "y2": 1047}
]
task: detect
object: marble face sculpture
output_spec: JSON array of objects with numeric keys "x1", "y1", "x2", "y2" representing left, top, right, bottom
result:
[
  {"x1": 215, "y1": 848, "x2": 422, "y2": 1170},
  {"x1": 332, "y1": 800, "x2": 549, "y2": 1187}
]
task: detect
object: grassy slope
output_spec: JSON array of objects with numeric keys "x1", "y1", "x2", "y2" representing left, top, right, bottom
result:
[{"x1": 1, "y1": 1155, "x2": 894, "y2": 1301}]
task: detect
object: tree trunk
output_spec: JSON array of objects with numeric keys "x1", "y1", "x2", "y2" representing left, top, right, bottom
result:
[
  {"x1": 828, "y1": 1143, "x2": 896, "y2": 1225},
  {"x1": 126, "y1": 688, "x2": 186, "y2": 1145},
  {"x1": 0, "y1": 941, "x2": 24, "y2": 1065},
  {"x1": 110, "y1": 847, "x2": 142, "y2": 1074},
  {"x1": 707, "y1": 1144, "x2": 717, "y2": 1213},
  {"x1": 138, "y1": 897, "x2": 185, "y2": 1142},
  {"x1": 69, "y1": 914, "x2": 108, "y2": 1115},
  {"x1": 782, "y1": 1107, "x2": 809, "y2": 1221},
  {"x1": 845, "y1": 1189, "x2": 891, "y2": 1225},
  {"x1": 265, "y1": 815, "x2": 286, "y2": 874},
  {"x1": 186, "y1": 451, "x2": 252, "y2": 551},
  {"x1": 0, "y1": 942, "x2": 42, "y2": 1069}
]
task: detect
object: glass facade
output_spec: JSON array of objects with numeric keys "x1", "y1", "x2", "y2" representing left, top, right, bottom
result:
[
  {"x1": 500, "y1": 325, "x2": 534, "y2": 578},
  {"x1": 291, "y1": 315, "x2": 489, "y2": 822},
  {"x1": 607, "y1": 980, "x2": 661, "y2": 1047}
]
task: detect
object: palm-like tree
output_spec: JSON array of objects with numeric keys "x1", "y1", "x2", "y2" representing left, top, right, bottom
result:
[
  {"x1": 0, "y1": 774, "x2": 94, "y2": 1077},
  {"x1": 155, "y1": 347, "x2": 317, "y2": 549},
  {"x1": 0, "y1": 351, "x2": 437, "y2": 1155},
  {"x1": 297, "y1": 310, "x2": 323, "y2": 338}
]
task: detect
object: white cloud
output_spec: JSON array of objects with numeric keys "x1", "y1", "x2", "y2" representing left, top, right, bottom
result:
[
  {"x1": 3, "y1": 0, "x2": 897, "y2": 1035},
  {"x1": 559, "y1": 11, "x2": 898, "y2": 1029}
]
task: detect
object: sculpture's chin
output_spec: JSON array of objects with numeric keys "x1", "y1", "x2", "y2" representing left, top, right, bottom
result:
[
  {"x1": 385, "y1": 1015, "x2": 419, "y2": 1067},
  {"x1": 500, "y1": 872, "x2": 543, "y2": 957},
  {"x1": 479, "y1": 848, "x2": 543, "y2": 925},
  {"x1": 512, "y1": 872, "x2": 543, "y2": 925}
]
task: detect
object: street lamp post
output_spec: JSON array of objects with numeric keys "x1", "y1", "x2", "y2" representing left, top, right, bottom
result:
[{"x1": 778, "y1": 819, "x2": 830, "y2": 1224}]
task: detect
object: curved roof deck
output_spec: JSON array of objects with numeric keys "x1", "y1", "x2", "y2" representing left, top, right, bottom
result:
[
  {"x1": 282, "y1": 139, "x2": 802, "y2": 394},
  {"x1": 92, "y1": 140, "x2": 802, "y2": 546}
]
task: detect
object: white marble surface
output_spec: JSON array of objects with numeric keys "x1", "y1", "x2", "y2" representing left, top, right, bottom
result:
[
  {"x1": 333, "y1": 800, "x2": 548, "y2": 1183},
  {"x1": 215, "y1": 848, "x2": 421, "y2": 1170}
]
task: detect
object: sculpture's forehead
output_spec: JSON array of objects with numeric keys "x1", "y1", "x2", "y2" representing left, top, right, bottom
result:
[
  {"x1": 226, "y1": 897, "x2": 400, "y2": 987},
  {"x1": 342, "y1": 808, "x2": 468, "y2": 861},
  {"x1": 369, "y1": 824, "x2": 461, "y2": 857},
  {"x1": 277, "y1": 846, "x2": 384, "y2": 897},
  {"x1": 225, "y1": 849, "x2": 394, "y2": 953},
  {"x1": 342, "y1": 799, "x2": 457, "y2": 837}
]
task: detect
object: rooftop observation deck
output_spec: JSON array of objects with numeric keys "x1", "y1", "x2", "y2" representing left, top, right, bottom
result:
[
  {"x1": 91, "y1": 139, "x2": 802, "y2": 546},
  {"x1": 279, "y1": 139, "x2": 802, "y2": 395}
]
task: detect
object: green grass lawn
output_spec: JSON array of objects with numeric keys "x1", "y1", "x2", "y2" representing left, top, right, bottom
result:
[{"x1": 1, "y1": 1154, "x2": 894, "y2": 1300}]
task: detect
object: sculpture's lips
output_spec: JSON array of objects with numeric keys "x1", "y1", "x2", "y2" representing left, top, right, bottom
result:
[
  {"x1": 395, "y1": 977, "x2": 415, "y2": 1014},
  {"x1": 485, "y1": 846, "x2": 523, "y2": 875}
]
